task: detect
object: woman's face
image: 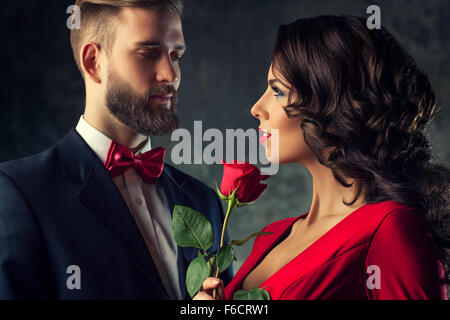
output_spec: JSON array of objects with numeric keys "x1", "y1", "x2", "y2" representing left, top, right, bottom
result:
[{"x1": 251, "y1": 64, "x2": 315, "y2": 164}]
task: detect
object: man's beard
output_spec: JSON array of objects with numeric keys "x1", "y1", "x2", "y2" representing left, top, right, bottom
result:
[{"x1": 105, "y1": 68, "x2": 180, "y2": 136}]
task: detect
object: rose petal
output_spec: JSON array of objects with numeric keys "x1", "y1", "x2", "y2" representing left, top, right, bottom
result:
[{"x1": 220, "y1": 161, "x2": 270, "y2": 201}]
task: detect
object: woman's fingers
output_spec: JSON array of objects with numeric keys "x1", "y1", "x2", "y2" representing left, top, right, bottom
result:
[
  {"x1": 215, "y1": 282, "x2": 225, "y2": 300},
  {"x1": 192, "y1": 277, "x2": 225, "y2": 300},
  {"x1": 193, "y1": 291, "x2": 215, "y2": 300},
  {"x1": 201, "y1": 277, "x2": 223, "y2": 291}
]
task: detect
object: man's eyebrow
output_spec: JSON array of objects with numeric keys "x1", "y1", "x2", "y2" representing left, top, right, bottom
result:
[{"x1": 133, "y1": 40, "x2": 186, "y2": 51}]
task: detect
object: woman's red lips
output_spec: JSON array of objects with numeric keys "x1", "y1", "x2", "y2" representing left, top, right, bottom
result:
[{"x1": 258, "y1": 127, "x2": 272, "y2": 144}]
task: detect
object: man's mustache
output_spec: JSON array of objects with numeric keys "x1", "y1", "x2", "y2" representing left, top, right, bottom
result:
[{"x1": 147, "y1": 85, "x2": 177, "y2": 96}]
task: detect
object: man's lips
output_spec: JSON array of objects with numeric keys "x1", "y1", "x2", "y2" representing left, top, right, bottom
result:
[
  {"x1": 258, "y1": 127, "x2": 272, "y2": 144},
  {"x1": 149, "y1": 94, "x2": 173, "y2": 102}
]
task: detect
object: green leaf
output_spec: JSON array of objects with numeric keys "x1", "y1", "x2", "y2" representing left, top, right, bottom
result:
[
  {"x1": 171, "y1": 205, "x2": 214, "y2": 251},
  {"x1": 233, "y1": 287, "x2": 271, "y2": 300},
  {"x1": 260, "y1": 288, "x2": 271, "y2": 300},
  {"x1": 216, "y1": 245, "x2": 236, "y2": 273},
  {"x1": 186, "y1": 253, "x2": 209, "y2": 298},
  {"x1": 229, "y1": 231, "x2": 273, "y2": 246}
]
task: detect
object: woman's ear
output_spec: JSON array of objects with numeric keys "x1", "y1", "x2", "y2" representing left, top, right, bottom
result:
[{"x1": 80, "y1": 41, "x2": 102, "y2": 84}]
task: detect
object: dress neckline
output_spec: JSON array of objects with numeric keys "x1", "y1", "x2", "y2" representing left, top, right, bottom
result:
[{"x1": 251, "y1": 202, "x2": 371, "y2": 290}]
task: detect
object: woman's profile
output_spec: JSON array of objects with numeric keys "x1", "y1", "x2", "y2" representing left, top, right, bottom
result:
[{"x1": 195, "y1": 15, "x2": 449, "y2": 300}]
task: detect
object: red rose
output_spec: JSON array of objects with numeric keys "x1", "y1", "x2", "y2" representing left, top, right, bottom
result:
[{"x1": 220, "y1": 160, "x2": 270, "y2": 203}]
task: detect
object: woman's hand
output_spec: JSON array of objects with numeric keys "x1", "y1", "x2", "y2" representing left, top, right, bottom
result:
[{"x1": 192, "y1": 277, "x2": 225, "y2": 300}]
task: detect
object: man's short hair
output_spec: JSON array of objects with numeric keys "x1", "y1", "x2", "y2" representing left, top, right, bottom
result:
[{"x1": 69, "y1": 0, "x2": 184, "y2": 78}]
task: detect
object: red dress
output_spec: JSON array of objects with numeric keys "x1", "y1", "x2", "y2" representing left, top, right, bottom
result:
[{"x1": 224, "y1": 200, "x2": 447, "y2": 300}]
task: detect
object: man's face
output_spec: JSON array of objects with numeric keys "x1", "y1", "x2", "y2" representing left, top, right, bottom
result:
[{"x1": 105, "y1": 7, "x2": 185, "y2": 136}]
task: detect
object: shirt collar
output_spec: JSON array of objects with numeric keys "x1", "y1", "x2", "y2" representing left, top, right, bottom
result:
[{"x1": 75, "y1": 115, "x2": 152, "y2": 164}]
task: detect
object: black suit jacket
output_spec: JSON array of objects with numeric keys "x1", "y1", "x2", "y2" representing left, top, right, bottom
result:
[{"x1": 0, "y1": 128, "x2": 232, "y2": 299}]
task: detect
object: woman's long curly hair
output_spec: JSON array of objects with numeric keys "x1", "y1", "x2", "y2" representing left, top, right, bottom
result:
[{"x1": 272, "y1": 15, "x2": 450, "y2": 288}]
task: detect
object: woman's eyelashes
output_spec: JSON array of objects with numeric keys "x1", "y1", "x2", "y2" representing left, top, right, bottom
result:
[
  {"x1": 271, "y1": 85, "x2": 286, "y2": 98},
  {"x1": 172, "y1": 54, "x2": 183, "y2": 63}
]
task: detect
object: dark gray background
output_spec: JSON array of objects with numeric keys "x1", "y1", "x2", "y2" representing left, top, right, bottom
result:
[{"x1": 1, "y1": 0, "x2": 449, "y2": 270}]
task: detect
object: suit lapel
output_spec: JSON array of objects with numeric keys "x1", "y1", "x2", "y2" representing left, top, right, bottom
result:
[{"x1": 58, "y1": 129, "x2": 168, "y2": 298}]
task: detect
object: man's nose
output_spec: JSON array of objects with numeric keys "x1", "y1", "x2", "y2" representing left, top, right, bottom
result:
[
  {"x1": 155, "y1": 55, "x2": 178, "y2": 84},
  {"x1": 251, "y1": 96, "x2": 269, "y2": 120}
]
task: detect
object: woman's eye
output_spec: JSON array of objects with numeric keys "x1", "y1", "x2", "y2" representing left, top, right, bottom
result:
[
  {"x1": 271, "y1": 86, "x2": 285, "y2": 97},
  {"x1": 172, "y1": 55, "x2": 183, "y2": 63}
]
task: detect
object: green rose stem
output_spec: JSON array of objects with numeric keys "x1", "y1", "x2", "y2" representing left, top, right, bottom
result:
[
  {"x1": 219, "y1": 198, "x2": 236, "y2": 249},
  {"x1": 212, "y1": 189, "x2": 237, "y2": 299}
]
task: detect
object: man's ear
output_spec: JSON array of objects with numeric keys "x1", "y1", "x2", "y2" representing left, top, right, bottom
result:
[{"x1": 80, "y1": 41, "x2": 103, "y2": 84}]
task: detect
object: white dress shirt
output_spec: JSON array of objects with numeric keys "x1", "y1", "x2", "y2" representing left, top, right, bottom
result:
[{"x1": 75, "y1": 115, "x2": 181, "y2": 299}]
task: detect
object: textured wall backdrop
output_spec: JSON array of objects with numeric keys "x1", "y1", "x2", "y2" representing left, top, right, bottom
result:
[{"x1": 0, "y1": 0, "x2": 449, "y2": 271}]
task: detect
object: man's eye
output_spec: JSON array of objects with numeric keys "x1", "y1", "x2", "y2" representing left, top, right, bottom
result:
[{"x1": 138, "y1": 51, "x2": 158, "y2": 59}]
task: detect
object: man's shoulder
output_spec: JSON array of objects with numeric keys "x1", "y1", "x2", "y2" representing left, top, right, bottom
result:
[
  {"x1": 0, "y1": 129, "x2": 85, "y2": 184},
  {"x1": 0, "y1": 145, "x2": 59, "y2": 182}
]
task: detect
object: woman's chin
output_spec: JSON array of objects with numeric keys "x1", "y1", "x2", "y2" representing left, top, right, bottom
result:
[{"x1": 265, "y1": 151, "x2": 282, "y2": 164}]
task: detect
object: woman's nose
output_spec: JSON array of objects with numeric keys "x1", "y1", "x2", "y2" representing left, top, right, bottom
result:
[{"x1": 251, "y1": 97, "x2": 269, "y2": 120}]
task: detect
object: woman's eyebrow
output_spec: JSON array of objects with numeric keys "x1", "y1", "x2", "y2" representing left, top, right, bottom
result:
[{"x1": 268, "y1": 78, "x2": 289, "y2": 89}]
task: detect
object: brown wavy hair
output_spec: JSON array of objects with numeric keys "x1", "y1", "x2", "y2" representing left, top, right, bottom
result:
[{"x1": 271, "y1": 15, "x2": 450, "y2": 287}]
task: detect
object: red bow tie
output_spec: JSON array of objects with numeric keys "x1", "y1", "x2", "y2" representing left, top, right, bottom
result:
[{"x1": 104, "y1": 141, "x2": 166, "y2": 183}]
